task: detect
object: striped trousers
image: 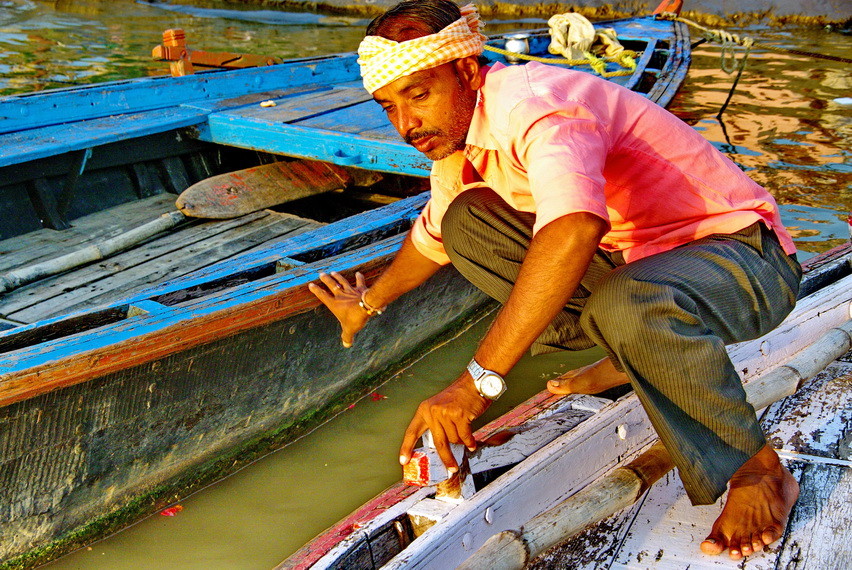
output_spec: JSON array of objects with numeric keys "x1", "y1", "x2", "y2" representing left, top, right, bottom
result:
[{"x1": 442, "y1": 188, "x2": 802, "y2": 504}]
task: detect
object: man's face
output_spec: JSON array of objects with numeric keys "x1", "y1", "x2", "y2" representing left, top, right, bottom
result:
[{"x1": 373, "y1": 60, "x2": 479, "y2": 161}]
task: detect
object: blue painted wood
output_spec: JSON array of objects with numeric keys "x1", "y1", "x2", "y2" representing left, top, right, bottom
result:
[
  {"x1": 221, "y1": 81, "x2": 371, "y2": 124},
  {"x1": 0, "y1": 107, "x2": 208, "y2": 168},
  {"x1": 0, "y1": 193, "x2": 429, "y2": 360},
  {"x1": 0, "y1": 53, "x2": 361, "y2": 135},
  {"x1": 293, "y1": 100, "x2": 391, "y2": 136},
  {"x1": 139, "y1": 192, "x2": 429, "y2": 295},
  {"x1": 0, "y1": 234, "x2": 406, "y2": 376},
  {"x1": 197, "y1": 117, "x2": 431, "y2": 176}
]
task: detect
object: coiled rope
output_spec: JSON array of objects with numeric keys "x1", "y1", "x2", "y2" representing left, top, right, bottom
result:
[{"x1": 483, "y1": 44, "x2": 639, "y2": 77}]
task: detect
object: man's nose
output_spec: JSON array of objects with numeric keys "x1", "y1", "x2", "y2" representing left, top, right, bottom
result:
[{"x1": 397, "y1": 108, "x2": 422, "y2": 136}]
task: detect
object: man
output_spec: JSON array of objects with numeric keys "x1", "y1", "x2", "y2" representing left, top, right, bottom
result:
[{"x1": 309, "y1": 0, "x2": 801, "y2": 560}]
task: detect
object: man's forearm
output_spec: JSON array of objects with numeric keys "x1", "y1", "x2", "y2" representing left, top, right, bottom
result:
[
  {"x1": 364, "y1": 231, "x2": 443, "y2": 308},
  {"x1": 474, "y1": 212, "x2": 608, "y2": 376}
]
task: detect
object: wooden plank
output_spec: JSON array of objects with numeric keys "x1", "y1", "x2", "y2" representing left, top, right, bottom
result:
[
  {"x1": 0, "y1": 211, "x2": 268, "y2": 311},
  {"x1": 293, "y1": 100, "x2": 392, "y2": 136},
  {"x1": 530, "y1": 362, "x2": 852, "y2": 569},
  {"x1": 771, "y1": 462, "x2": 852, "y2": 569},
  {"x1": 6, "y1": 213, "x2": 319, "y2": 323},
  {"x1": 217, "y1": 82, "x2": 371, "y2": 125},
  {"x1": 179, "y1": 85, "x2": 333, "y2": 113},
  {"x1": 112, "y1": 192, "x2": 427, "y2": 301},
  {"x1": 176, "y1": 160, "x2": 352, "y2": 219},
  {"x1": 0, "y1": 195, "x2": 177, "y2": 272},
  {"x1": 356, "y1": 122, "x2": 406, "y2": 142},
  {"x1": 0, "y1": 53, "x2": 360, "y2": 134},
  {"x1": 197, "y1": 119, "x2": 431, "y2": 177},
  {"x1": 0, "y1": 107, "x2": 207, "y2": 168},
  {"x1": 763, "y1": 360, "x2": 852, "y2": 460}
]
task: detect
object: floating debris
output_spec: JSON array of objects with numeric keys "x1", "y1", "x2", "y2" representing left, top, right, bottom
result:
[{"x1": 159, "y1": 505, "x2": 183, "y2": 517}]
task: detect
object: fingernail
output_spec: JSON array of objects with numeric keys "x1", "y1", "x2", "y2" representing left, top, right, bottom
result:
[
  {"x1": 448, "y1": 466, "x2": 458, "y2": 475},
  {"x1": 550, "y1": 380, "x2": 560, "y2": 386},
  {"x1": 342, "y1": 341, "x2": 352, "y2": 348},
  {"x1": 399, "y1": 455, "x2": 408, "y2": 465},
  {"x1": 704, "y1": 538, "x2": 716, "y2": 544},
  {"x1": 468, "y1": 446, "x2": 476, "y2": 452}
]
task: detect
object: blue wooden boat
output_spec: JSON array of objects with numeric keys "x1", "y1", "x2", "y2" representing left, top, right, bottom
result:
[{"x1": 0, "y1": 12, "x2": 690, "y2": 568}]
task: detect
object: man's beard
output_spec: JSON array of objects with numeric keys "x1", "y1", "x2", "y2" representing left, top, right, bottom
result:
[{"x1": 405, "y1": 82, "x2": 477, "y2": 161}]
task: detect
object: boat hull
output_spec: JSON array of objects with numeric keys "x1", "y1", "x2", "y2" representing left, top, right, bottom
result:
[{"x1": 0, "y1": 252, "x2": 491, "y2": 566}]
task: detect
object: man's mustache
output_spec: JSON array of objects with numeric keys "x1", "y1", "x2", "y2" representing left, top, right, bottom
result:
[{"x1": 404, "y1": 128, "x2": 443, "y2": 145}]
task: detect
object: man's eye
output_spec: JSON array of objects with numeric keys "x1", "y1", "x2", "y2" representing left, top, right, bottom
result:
[
  {"x1": 412, "y1": 92, "x2": 427, "y2": 101},
  {"x1": 381, "y1": 105, "x2": 394, "y2": 114}
]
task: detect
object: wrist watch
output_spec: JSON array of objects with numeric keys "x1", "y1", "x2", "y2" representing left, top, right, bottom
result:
[{"x1": 467, "y1": 358, "x2": 507, "y2": 400}]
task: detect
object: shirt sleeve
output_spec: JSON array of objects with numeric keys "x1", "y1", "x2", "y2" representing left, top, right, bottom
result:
[
  {"x1": 408, "y1": 155, "x2": 468, "y2": 266},
  {"x1": 514, "y1": 99, "x2": 611, "y2": 235},
  {"x1": 410, "y1": 197, "x2": 452, "y2": 265}
]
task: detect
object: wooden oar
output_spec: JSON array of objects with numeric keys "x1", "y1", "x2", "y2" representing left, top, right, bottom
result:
[
  {"x1": 0, "y1": 160, "x2": 380, "y2": 295},
  {"x1": 457, "y1": 319, "x2": 852, "y2": 570}
]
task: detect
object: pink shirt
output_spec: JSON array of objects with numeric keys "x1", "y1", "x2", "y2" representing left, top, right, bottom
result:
[{"x1": 410, "y1": 62, "x2": 795, "y2": 265}]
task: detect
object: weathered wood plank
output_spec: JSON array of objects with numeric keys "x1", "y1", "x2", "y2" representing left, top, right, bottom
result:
[
  {"x1": 0, "y1": 195, "x2": 177, "y2": 272},
  {"x1": 356, "y1": 122, "x2": 406, "y2": 142},
  {"x1": 217, "y1": 82, "x2": 371, "y2": 125},
  {"x1": 530, "y1": 361, "x2": 852, "y2": 569},
  {"x1": 197, "y1": 119, "x2": 431, "y2": 177},
  {"x1": 175, "y1": 160, "x2": 351, "y2": 219},
  {"x1": 764, "y1": 360, "x2": 852, "y2": 461},
  {"x1": 1, "y1": 211, "x2": 270, "y2": 316},
  {"x1": 0, "y1": 107, "x2": 207, "y2": 168},
  {"x1": 293, "y1": 100, "x2": 392, "y2": 136},
  {"x1": 771, "y1": 462, "x2": 852, "y2": 569},
  {"x1": 0, "y1": 53, "x2": 360, "y2": 135},
  {"x1": 6, "y1": 213, "x2": 319, "y2": 323}
]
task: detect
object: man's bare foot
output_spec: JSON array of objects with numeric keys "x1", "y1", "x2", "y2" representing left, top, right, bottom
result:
[
  {"x1": 700, "y1": 445, "x2": 799, "y2": 560},
  {"x1": 546, "y1": 357, "x2": 629, "y2": 395}
]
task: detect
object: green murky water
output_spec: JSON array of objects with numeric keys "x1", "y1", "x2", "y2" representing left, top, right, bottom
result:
[{"x1": 1, "y1": 1, "x2": 848, "y2": 568}]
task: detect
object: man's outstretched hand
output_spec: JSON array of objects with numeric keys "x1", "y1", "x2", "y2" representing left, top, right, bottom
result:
[
  {"x1": 399, "y1": 374, "x2": 491, "y2": 474},
  {"x1": 308, "y1": 271, "x2": 370, "y2": 348}
]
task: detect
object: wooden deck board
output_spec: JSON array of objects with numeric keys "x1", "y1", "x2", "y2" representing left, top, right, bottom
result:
[
  {"x1": 356, "y1": 122, "x2": 405, "y2": 142},
  {"x1": 213, "y1": 82, "x2": 370, "y2": 125},
  {"x1": 1, "y1": 211, "x2": 320, "y2": 323},
  {"x1": 0, "y1": 195, "x2": 178, "y2": 272},
  {"x1": 530, "y1": 358, "x2": 852, "y2": 569},
  {"x1": 293, "y1": 100, "x2": 392, "y2": 136}
]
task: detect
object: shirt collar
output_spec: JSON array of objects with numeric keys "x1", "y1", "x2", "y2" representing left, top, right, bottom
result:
[{"x1": 464, "y1": 64, "x2": 498, "y2": 154}]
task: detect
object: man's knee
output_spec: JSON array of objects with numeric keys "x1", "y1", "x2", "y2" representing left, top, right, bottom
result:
[
  {"x1": 580, "y1": 269, "x2": 681, "y2": 348},
  {"x1": 442, "y1": 188, "x2": 534, "y2": 262}
]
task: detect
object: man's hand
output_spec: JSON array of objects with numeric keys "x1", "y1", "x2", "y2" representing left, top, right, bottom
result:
[
  {"x1": 399, "y1": 373, "x2": 491, "y2": 473},
  {"x1": 308, "y1": 271, "x2": 370, "y2": 348}
]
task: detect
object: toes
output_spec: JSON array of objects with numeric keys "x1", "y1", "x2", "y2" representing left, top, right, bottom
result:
[
  {"x1": 761, "y1": 523, "x2": 783, "y2": 547},
  {"x1": 547, "y1": 379, "x2": 572, "y2": 395},
  {"x1": 700, "y1": 535, "x2": 725, "y2": 556},
  {"x1": 751, "y1": 532, "x2": 765, "y2": 554}
]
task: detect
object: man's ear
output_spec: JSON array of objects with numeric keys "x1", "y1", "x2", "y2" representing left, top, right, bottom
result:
[{"x1": 454, "y1": 56, "x2": 482, "y2": 90}]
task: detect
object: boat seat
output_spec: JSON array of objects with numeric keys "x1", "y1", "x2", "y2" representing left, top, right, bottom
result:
[{"x1": 197, "y1": 83, "x2": 431, "y2": 177}]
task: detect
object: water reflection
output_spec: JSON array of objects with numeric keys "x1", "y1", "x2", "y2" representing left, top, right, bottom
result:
[{"x1": 670, "y1": 32, "x2": 851, "y2": 255}]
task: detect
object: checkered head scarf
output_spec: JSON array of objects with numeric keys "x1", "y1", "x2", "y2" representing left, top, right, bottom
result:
[{"x1": 357, "y1": 4, "x2": 486, "y2": 94}]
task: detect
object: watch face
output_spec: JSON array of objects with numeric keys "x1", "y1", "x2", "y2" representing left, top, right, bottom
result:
[{"x1": 480, "y1": 373, "x2": 504, "y2": 398}]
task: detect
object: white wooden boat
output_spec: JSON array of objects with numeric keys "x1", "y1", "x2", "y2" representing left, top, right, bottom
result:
[{"x1": 280, "y1": 242, "x2": 852, "y2": 569}]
